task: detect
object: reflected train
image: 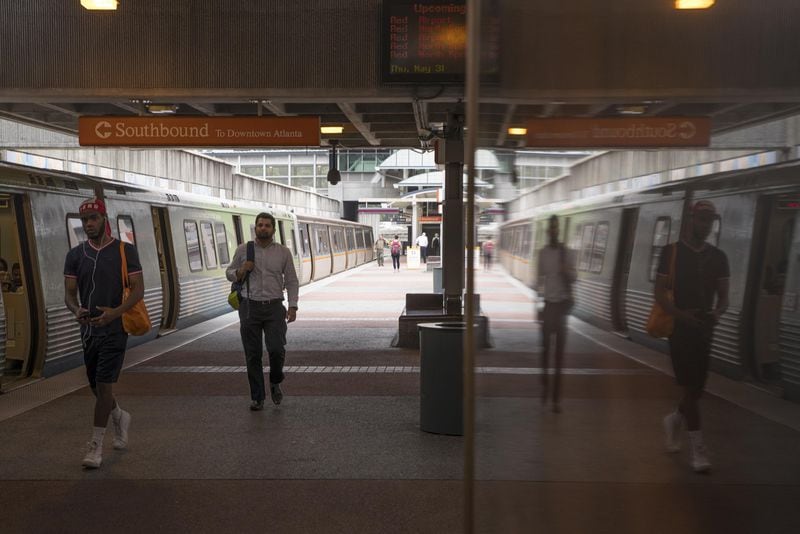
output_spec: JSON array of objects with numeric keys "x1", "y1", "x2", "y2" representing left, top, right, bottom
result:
[
  {"x1": 499, "y1": 162, "x2": 800, "y2": 402},
  {"x1": 0, "y1": 163, "x2": 374, "y2": 389}
]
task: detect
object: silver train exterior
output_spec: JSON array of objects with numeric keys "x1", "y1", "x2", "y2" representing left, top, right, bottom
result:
[
  {"x1": 499, "y1": 163, "x2": 800, "y2": 402},
  {"x1": 0, "y1": 163, "x2": 374, "y2": 389}
]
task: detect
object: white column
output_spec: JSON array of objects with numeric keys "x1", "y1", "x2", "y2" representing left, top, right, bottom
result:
[{"x1": 412, "y1": 198, "x2": 418, "y2": 242}]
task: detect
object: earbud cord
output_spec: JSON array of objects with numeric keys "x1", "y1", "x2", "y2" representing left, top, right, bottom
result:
[{"x1": 80, "y1": 235, "x2": 106, "y2": 345}]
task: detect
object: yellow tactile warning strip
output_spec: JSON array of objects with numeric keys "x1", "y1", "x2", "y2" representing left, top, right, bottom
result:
[{"x1": 127, "y1": 365, "x2": 659, "y2": 376}]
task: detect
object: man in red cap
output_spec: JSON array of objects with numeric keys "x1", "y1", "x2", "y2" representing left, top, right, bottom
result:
[
  {"x1": 64, "y1": 197, "x2": 144, "y2": 469},
  {"x1": 654, "y1": 199, "x2": 729, "y2": 473}
]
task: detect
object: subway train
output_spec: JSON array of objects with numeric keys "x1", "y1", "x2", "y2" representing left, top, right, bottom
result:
[
  {"x1": 499, "y1": 161, "x2": 800, "y2": 402},
  {"x1": 0, "y1": 162, "x2": 374, "y2": 390}
]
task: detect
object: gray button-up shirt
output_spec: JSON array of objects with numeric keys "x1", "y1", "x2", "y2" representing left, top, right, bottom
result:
[{"x1": 226, "y1": 240, "x2": 299, "y2": 308}]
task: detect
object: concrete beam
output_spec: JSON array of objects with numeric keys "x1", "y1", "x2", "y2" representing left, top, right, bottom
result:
[{"x1": 338, "y1": 102, "x2": 380, "y2": 146}]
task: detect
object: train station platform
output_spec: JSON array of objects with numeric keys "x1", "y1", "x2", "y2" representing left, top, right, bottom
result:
[{"x1": 1, "y1": 259, "x2": 799, "y2": 533}]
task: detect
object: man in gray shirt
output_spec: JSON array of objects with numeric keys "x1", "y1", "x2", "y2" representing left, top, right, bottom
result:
[{"x1": 226, "y1": 212, "x2": 299, "y2": 410}]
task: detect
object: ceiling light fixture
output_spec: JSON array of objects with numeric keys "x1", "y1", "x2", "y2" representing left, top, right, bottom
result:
[
  {"x1": 617, "y1": 105, "x2": 647, "y2": 115},
  {"x1": 507, "y1": 127, "x2": 527, "y2": 136},
  {"x1": 675, "y1": 0, "x2": 715, "y2": 9},
  {"x1": 147, "y1": 104, "x2": 178, "y2": 115},
  {"x1": 320, "y1": 125, "x2": 344, "y2": 135},
  {"x1": 81, "y1": 0, "x2": 118, "y2": 10}
]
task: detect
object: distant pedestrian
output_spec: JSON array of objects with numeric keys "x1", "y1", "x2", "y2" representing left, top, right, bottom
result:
[
  {"x1": 64, "y1": 198, "x2": 142, "y2": 469},
  {"x1": 390, "y1": 235, "x2": 402, "y2": 271},
  {"x1": 656, "y1": 200, "x2": 729, "y2": 473},
  {"x1": 416, "y1": 232, "x2": 428, "y2": 263},
  {"x1": 536, "y1": 215, "x2": 576, "y2": 413},
  {"x1": 374, "y1": 235, "x2": 387, "y2": 267},
  {"x1": 483, "y1": 240, "x2": 494, "y2": 271},
  {"x1": 227, "y1": 213, "x2": 299, "y2": 411},
  {"x1": 430, "y1": 233, "x2": 440, "y2": 257}
]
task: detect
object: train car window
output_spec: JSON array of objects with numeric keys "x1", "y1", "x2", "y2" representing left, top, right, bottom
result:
[
  {"x1": 249, "y1": 224, "x2": 255, "y2": 241},
  {"x1": 299, "y1": 224, "x2": 311, "y2": 257},
  {"x1": 199, "y1": 221, "x2": 218, "y2": 269},
  {"x1": 355, "y1": 230, "x2": 365, "y2": 249},
  {"x1": 314, "y1": 225, "x2": 331, "y2": 254},
  {"x1": 589, "y1": 222, "x2": 609, "y2": 273},
  {"x1": 346, "y1": 228, "x2": 356, "y2": 250},
  {"x1": 649, "y1": 217, "x2": 672, "y2": 282},
  {"x1": 281, "y1": 222, "x2": 297, "y2": 256},
  {"x1": 509, "y1": 228, "x2": 517, "y2": 255},
  {"x1": 329, "y1": 227, "x2": 341, "y2": 253},
  {"x1": 367, "y1": 228, "x2": 374, "y2": 246},
  {"x1": 66, "y1": 215, "x2": 87, "y2": 248},
  {"x1": 522, "y1": 225, "x2": 533, "y2": 257},
  {"x1": 578, "y1": 224, "x2": 595, "y2": 271},
  {"x1": 570, "y1": 223, "x2": 583, "y2": 250},
  {"x1": 183, "y1": 220, "x2": 203, "y2": 272},
  {"x1": 117, "y1": 215, "x2": 136, "y2": 245},
  {"x1": 214, "y1": 223, "x2": 230, "y2": 265},
  {"x1": 706, "y1": 215, "x2": 721, "y2": 247},
  {"x1": 535, "y1": 220, "x2": 547, "y2": 252}
]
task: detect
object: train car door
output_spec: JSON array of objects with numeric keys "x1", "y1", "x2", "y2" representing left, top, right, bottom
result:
[
  {"x1": 151, "y1": 207, "x2": 179, "y2": 334},
  {"x1": 611, "y1": 208, "x2": 639, "y2": 333},
  {"x1": 0, "y1": 194, "x2": 42, "y2": 388},
  {"x1": 745, "y1": 195, "x2": 797, "y2": 381}
]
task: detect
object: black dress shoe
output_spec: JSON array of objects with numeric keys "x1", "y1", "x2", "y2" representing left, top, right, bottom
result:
[
  {"x1": 250, "y1": 400, "x2": 264, "y2": 411},
  {"x1": 270, "y1": 383, "x2": 283, "y2": 405}
]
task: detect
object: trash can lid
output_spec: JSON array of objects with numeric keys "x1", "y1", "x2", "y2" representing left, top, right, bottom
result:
[{"x1": 418, "y1": 322, "x2": 469, "y2": 330}]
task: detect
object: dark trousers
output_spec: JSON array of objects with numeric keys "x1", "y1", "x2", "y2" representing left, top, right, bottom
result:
[
  {"x1": 392, "y1": 253, "x2": 400, "y2": 269},
  {"x1": 420, "y1": 246, "x2": 427, "y2": 262},
  {"x1": 238, "y1": 299, "x2": 287, "y2": 401},
  {"x1": 541, "y1": 300, "x2": 569, "y2": 403}
]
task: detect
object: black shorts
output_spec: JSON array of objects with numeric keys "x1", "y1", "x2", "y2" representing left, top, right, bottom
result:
[
  {"x1": 83, "y1": 332, "x2": 128, "y2": 388},
  {"x1": 668, "y1": 324, "x2": 712, "y2": 389}
]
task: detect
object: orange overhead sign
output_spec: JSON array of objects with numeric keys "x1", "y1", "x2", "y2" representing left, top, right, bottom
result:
[
  {"x1": 79, "y1": 116, "x2": 320, "y2": 147},
  {"x1": 525, "y1": 117, "x2": 711, "y2": 148}
]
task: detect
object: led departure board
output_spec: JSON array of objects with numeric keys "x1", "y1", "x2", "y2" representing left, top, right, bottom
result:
[{"x1": 382, "y1": 0, "x2": 500, "y2": 84}]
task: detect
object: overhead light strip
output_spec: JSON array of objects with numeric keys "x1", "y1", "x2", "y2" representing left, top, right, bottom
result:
[{"x1": 81, "y1": 0, "x2": 118, "y2": 10}]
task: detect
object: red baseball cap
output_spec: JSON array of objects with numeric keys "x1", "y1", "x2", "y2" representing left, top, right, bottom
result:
[
  {"x1": 691, "y1": 200, "x2": 717, "y2": 215},
  {"x1": 79, "y1": 197, "x2": 108, "y2": 216}
]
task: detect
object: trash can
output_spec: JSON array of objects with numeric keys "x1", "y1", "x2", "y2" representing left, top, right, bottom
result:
[
  {"x1": 432, "y1": 267, "x2": 443, "y2": 294},
  {"x1": 418, "y1": 322, "x2": 464, "y2": 435}
]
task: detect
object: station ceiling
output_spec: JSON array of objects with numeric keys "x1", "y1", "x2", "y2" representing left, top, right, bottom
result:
[
  {"x1": 2, "y1": 0, "x2": 799, "y2": 150},
  {"x1": 4, "y1": 96, "x2": 800, "y2": 150}
]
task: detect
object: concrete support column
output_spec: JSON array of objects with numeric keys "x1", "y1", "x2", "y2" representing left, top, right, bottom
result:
[
  {"x1": 412, "y1": 199, "x2": 419, "y2": 242},
  {"x1": 442, "y1": 159, "x2": 464, "y2": 315}
]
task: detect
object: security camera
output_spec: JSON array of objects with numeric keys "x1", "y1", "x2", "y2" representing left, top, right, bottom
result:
[{"x1": 327, "y1": 168, "x2": 341, "y2": 185}]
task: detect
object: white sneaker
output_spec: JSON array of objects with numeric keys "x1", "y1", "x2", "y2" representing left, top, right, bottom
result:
[
  {"x1": 112, "y1": 410, "x2": 131, "y2": 450},
  {"x1": 688, "y1": 432, "x2": 712, "y2": 473},
  {"x1": 82, "y1": 440, "x2": 102, "y2": 469},
  {"x1": 663, "y1": 412, "x2": 682, "y2": 453}
]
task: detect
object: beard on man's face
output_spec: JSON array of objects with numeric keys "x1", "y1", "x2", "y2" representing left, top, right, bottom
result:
[{"x1": 257, "y1": 227, "x2": 274, "y2": 240}]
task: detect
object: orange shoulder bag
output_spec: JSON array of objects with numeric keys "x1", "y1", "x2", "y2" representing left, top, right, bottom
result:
[
  {"x1": 646, "y1": 243, "x2": 676, "y2": 338},
  {"x1": 119, "y1": 241, "x2": 151, "y2": 336}
]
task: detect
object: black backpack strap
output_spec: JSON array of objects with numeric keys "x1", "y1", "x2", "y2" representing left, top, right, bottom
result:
[{"x1": 244, "y1": 241, "x2": 255, "y2": 296}]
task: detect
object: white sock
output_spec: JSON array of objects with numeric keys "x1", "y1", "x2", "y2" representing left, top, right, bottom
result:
[
  {"x1": 111, "y1": 404, "x2": 123, "y2": 421},
  {"x1": 92, "y1": 426, "x2": 106, "y2": 445}
]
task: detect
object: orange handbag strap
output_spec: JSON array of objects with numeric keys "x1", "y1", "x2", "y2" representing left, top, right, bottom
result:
[
  {"x1": 119, "y1": 241, "x2": 130, "y2": 290},
  {"x1": 667, "y1": 243, "x2": 677, "y2": 290}
]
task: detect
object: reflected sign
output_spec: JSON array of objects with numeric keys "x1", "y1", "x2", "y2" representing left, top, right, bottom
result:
[
  {"x1": 525, "y1": 118, "x2": 711, "y2": 148},
  {"x1": 381, "y1": 0, "x2": 500, "y2": 84}
]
